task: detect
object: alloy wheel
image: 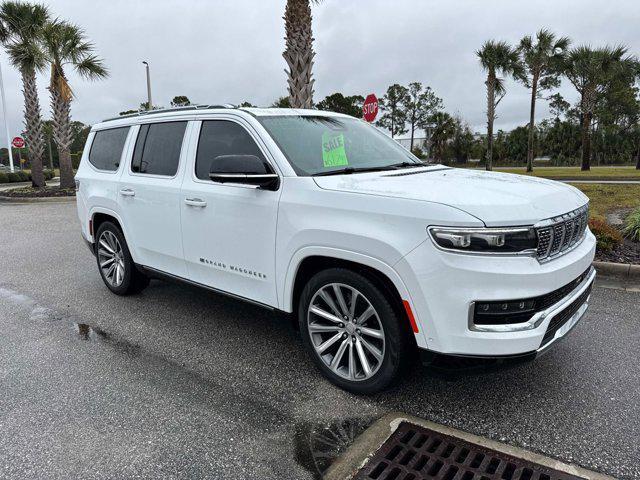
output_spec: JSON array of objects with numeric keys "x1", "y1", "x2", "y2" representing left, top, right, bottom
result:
[
  {"x1": 307, "y1": 283, "x2": 386, "y2": 381},
  {"x1": 97, "y1": 230, "x2": 126, "y2": 287}
]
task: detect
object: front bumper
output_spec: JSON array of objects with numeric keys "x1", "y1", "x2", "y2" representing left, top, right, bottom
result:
[{"x1": 396, "y1": 229, "x2": 596, "y2": 355}]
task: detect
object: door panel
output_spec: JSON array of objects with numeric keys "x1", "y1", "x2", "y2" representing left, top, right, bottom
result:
[
  {"x1": 180, "y1": 119, "x2": 280, "y2": 307},
  {"x1": 118, "y1": 121, "x2": 191, "y2": 277}
]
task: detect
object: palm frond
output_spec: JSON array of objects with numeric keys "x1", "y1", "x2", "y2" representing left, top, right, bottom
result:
[{"x1": 74, "y1": 54, "x2": 108, "y2": 80}]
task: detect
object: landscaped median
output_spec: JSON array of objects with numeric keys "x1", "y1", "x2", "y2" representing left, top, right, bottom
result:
[{"x1": 0, "y1": 185, "x2": 75, "y2": 202}]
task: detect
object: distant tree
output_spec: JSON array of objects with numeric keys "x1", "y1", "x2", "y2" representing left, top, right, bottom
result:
[
  {"x1": 518, "y1": 29, "x2": 570, "y2": 171},
  {"x1": 170, "y1": 95, "x2": 190, "y2": 107},
  {"x1": 477, "y1": 40, "x2": 523, "y2": 170},
  {"x1": 41, "y1": 20, "x2": 107, "y2": 188},
  {"x1": 271, "y1": 96, "x2": 291, "y2": 108},
  {"x1": 0, "y1": 1, "x2": 50, "y2": 187},
  {"x1": 403, "y1": 82, "x2": 443, "y2": 151},
  {"x1": 451, "y1": 116, "x2": 474, "y2": 163},
  {"x1": 376, "y1": 84, "x2": 408, "y2": 138},
  {"x1": 548, "y1": 93, "x2": 570, "y2": 121},
  {"x1": 283, "y1": 0, "x2": 322, "y2": 108},
  {"x1": 238, "y1": 101, "x2": 255, "y2": 107},
  {"x1": 316, "y1": 92, "x2": 364, "y2": 117},
  {"x1": 564, "y1": 45, "x2": 639, "y2": 170},
  {"x1": 428, "y1": 111, "x2": 456, "y2": 163},
  {"x1": 119, "y1": 109, "x2": 138, "y2": 116}
]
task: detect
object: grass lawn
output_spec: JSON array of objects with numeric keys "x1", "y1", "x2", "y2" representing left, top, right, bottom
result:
[
  {"x1": 574, "y1": 184, "x2": 640, "y2": 219},
  {"x1": 486, "y1": 165, "x2": 640, "y2": 179}
]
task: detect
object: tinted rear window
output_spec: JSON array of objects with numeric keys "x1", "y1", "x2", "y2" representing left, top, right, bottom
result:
[
  {"x1": 195, "y1": 121, "x2": 265, "y2": 180},
  {"x1": 88, "y1": 127, "x2": 130, "y2": 171},
  {"x1": 131, "y1": 122, "x2": 187, "y2": 176}
]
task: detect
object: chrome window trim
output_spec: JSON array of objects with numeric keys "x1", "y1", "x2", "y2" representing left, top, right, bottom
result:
[{"x1": 468, "y1": 266, "x2": 596, "y2": 333}]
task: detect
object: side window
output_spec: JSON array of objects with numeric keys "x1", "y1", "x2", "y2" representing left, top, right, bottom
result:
[
  {"x1": 131, "y1": 121, "x2": 187, "y2": 176},
  {"x1": 88, "y1": 127, "x2": 129, "y2": 171},
  {"x1": 195, "y1": 121, "x2": 266, "y2": 180}
]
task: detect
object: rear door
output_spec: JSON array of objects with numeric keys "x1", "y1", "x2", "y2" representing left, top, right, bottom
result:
[
  {"x1": 180, "y1": 117, "x2": 281, "y2": 307},
  {"x1": 118, "y1": 120, "x2": 192, "y2": 277}
]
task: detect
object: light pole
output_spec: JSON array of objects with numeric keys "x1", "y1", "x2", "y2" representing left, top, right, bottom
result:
[
  {"x1": 0, "y1": 61, "x2": 14, "y2": 172},
  {"x1": 142, "y1": 61, "x2": 152, "y2": 111}
]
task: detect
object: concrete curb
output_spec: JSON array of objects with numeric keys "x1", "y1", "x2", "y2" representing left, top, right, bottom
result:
[
  {"x1": 325, "y1": 412, "x2": 616, "y2": 480},
  {"x1": 0, "y1": 195, "x2": 75, "y2": 203},
  {"x1": 593, "y1": 261, "x2": 640, "y2": 292}
]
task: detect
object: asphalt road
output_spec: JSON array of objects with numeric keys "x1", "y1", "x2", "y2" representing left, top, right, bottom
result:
[{"x1": 1, "y1": 201, "x2": 638, "y2": 479}]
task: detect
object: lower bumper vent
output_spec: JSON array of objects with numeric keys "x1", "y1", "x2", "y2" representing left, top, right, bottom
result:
[{"x1": 355, "y1": 421, "x2": 584, "y2": 480}]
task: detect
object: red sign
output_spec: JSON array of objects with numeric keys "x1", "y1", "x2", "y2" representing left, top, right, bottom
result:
[
  {"x1": 363, "y1": 94, "x2": 378, "y2": 122},
  {"x1": 11, "y1": 136, "x2": 25, "y2": 148}
]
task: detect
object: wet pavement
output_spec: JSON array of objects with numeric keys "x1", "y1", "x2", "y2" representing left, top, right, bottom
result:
[{"x1": 0, "y1": 202, "x2": 639, "y2": 479}]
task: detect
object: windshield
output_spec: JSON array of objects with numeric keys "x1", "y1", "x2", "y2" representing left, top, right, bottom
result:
[{"x1": 257, "y1": 115, "x2": 423, "y2": 176}]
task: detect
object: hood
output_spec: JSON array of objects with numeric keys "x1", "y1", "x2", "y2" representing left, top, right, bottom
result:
[{"x1": 313, "y1": 166, "x2": 589, "y2": 226}]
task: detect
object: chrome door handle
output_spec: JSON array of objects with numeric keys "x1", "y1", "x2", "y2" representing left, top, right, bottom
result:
[
  {"x1": 119, "y1": 188, "x2": 135, "y2": 197},
  {"x1": 184, "y1": 198, "x2": 207, "y2": 207}
]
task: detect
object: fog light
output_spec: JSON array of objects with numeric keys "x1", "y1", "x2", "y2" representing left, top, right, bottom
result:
[{"x1": 475, "y1": 299, "x2": 535, "y2": 315}]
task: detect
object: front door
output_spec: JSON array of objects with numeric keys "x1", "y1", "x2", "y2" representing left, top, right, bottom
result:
[
  {"x1": 118, "y1": 120, "x2": 191, "y2": 277},
  {"x1": 180, "y1": 118, "x2": 281, "y2": 307}
]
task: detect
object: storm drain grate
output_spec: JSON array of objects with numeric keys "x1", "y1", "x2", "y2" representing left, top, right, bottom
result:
[{"x1": 354, "y1": 422, "x2": 585, "y2": 480}]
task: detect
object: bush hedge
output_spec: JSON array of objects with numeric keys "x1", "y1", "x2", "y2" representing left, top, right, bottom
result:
[
  {"x1": 0, "y1": 169, "x2": 55, "y2": 183},
  {"x1": 623, "y1": 207, "x2": 640, "y2": 242},
  {"x1": 588, "y1": 217, "x2": 623, "y2": 252}
]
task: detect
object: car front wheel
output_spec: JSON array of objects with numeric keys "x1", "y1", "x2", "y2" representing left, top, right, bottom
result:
[{"x1": 298, "y1": 268, "x2": 408, "y2": 394}]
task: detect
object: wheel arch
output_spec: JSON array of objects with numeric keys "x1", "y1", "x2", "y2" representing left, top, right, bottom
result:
[
  {"x1": 283, "y1": 248, "x2": 424, "y2": 347},
  {"x1": 89, "y1": 208, "x2": 136, "y2": 261}
]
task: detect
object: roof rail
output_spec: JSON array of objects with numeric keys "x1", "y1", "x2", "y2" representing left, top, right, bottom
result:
[{"x1": 102, "y1": 104, "x2": 236, "y2": 123}]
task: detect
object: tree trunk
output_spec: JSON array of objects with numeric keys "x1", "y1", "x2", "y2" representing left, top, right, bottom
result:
[
  {"x1": 635, "y1": 140, "x2": 640, "y2": 170},
  {"x1": 283, "y1": 0, "x2": 315, "y2": 108},
  {"x1": 580, "y1": 111, "x2": 592, "y2": 171},
  {"x1": 50, "y1": 85, "x2": 74, "y2": 189},
  {"x1": 526, "y1": 75, "x2": 538, "y2": 173},
  {"x1": 22, "y1": 69, "x2": 46, "y2": 188},
  {"x1": 485, "y1": 74, "x2": 495, "y2": 171},
  {"x1": 410, "y1": 121, "x2": 415, "y2": 151},
  {"x1": 391, "y1": 114, "x2": 395, "y2": 139}
]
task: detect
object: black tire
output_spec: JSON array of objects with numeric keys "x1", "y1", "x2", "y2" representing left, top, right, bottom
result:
[
  {"x1": 94, "y1": 221, "x2": 149, "y2": 295},
  {"x1": 298, "y1": 268, "x2": 409, "y2": 394}
]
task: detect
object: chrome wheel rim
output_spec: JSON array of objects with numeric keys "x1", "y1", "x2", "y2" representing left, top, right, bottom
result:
[
  {"x1": 307, "y1": 283, "x2": 385, "y2": 382},
  {"x1": 97, "y1": 231, "x2": 125, "y2": 287}
]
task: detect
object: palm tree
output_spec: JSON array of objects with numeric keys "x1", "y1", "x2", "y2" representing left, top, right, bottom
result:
[
  {"x1": 519, "y1": 29, "x2": 570, "y2": 172},
  {"x1": 564, "y1": 45, "x2": 637, "y2": 170},
  {"x1": 283, "y1": 0, "x2": 322, "y2": 108},
  {"x1": 0, "y1": 1, "x2": 49, "y2": 187},
  {"x1": 477, "y1": 40, "x2": 523, "y2": 171},
  {"x1": 41, "y1": 20, "x2": 107, "y2": 189}
]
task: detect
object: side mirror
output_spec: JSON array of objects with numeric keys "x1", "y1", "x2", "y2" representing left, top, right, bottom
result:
[{"x1": 208, "y1": 155, "x2": 279, "y2": 190}]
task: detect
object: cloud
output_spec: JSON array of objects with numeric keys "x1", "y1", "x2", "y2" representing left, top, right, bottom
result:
[{"x1": 0, "y1": 0, "x2": 637, "y2": 145}]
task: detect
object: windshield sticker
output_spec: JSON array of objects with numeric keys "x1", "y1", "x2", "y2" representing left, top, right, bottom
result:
[{"x1": 322, "y1": 132, "x2": 348, "y2": 167}]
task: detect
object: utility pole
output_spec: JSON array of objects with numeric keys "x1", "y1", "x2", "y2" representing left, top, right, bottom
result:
[
  {"x1": 0, "y1": 61, "x2": 14, "y2": 172},
  {"x1": 142, "y1": 61, "x2": 153, "y2": 110}
]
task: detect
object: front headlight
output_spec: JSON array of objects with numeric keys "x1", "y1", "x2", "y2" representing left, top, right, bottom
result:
[{"x1": 428, "y1": 226, "x2": 537, "y2": 254}]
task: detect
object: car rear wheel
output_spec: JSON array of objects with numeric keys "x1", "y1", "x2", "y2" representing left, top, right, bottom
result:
[
  {"x1": 95, "y1": 221, "x2": 149, "y2": 295},
  {"x1": 298, "y1": 268, "x2": 408, "y2": 394}
]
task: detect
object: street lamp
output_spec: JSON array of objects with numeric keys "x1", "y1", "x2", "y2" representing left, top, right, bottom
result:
[{"x1": 142, "y1": 61, "x2": 153, "y2": 111}]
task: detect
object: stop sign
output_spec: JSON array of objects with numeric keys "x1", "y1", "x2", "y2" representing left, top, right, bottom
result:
[
  {"x1": 362, "y1": 94, "x2": 378, "y2": 122},
  {"x1": 11, "y1": 136, "x2": 25, "y2": 148}
]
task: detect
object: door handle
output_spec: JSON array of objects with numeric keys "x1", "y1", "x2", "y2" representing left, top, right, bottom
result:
[
  {"x1": 119, "y1": 188, "x2": 135, "y2": 197},
  {"x1": 184, "y1": 198, "x2": 207, "y2": 207}
]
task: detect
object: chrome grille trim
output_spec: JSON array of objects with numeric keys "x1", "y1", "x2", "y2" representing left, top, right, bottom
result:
[{"x1": 535, "y1": 205, "x2": 589, "y2": 262}]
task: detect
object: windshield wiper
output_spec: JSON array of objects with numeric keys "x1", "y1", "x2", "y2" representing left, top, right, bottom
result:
[
  {"x1": 312, "y1": 166, "x2": 396, "y2": 176},
  {"x1": 387, "y1": 161, "x2": 425, "y2": 169}
]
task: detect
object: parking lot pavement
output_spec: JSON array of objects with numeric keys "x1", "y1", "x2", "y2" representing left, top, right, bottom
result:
[{"x1": 0, "y1": 202, "x2": 638, "y2": 480}]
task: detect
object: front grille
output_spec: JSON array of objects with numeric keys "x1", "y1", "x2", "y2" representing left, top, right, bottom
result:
[
  {"x1": 355, "y1": 421, "x2": 584, "y2": 480},
  {"x1": 474, "y1": 267, "x2": 592, "y2": 326},
  {"x1": 535, "y1": 205, "x2": 589, "y2": 261},
  {"x1": 541, "y1": 282, "x2": 592, "y2": 346}
]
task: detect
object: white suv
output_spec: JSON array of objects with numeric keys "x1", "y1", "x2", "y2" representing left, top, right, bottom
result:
[{"x1": 76, "y1": 106, "x2": 596, "y2": 393}]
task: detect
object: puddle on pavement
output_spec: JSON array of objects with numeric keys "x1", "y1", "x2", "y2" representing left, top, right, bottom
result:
[{"x1": 294, "y1": 417, "x2": 374, "y2": 479}]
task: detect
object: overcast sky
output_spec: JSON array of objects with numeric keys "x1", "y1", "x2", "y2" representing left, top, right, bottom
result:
[{"x1": 0, "y1": 0, "x2": 638, "y2": 144}]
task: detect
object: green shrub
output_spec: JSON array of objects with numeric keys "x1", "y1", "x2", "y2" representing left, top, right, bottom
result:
[
  {"x1": 17, "y1": 171, "x2": 29, "y2": 181},
  {"x1": 623, "y1": 207, "x2": 640, "y2": 242},
  {"x1": 411, "y1": 147, "x2": 426, "y2": 159},
  {"x1": 43, "y1": 169, "x2": 54, "y2": 180},
  {"x1": 6, "y1": 172, "x2": 21, "y2": 182},
  {"x1": 0, "y1": 172, "x2": 8, "y2": 183},
  {"x1": 588, "y1": 217, "x2": 623, "y2": 252}
]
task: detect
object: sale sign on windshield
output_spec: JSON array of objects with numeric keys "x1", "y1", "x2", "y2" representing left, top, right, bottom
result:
[{"x1": 363, "y1": 94, "x2": 378, "y2": 122}]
